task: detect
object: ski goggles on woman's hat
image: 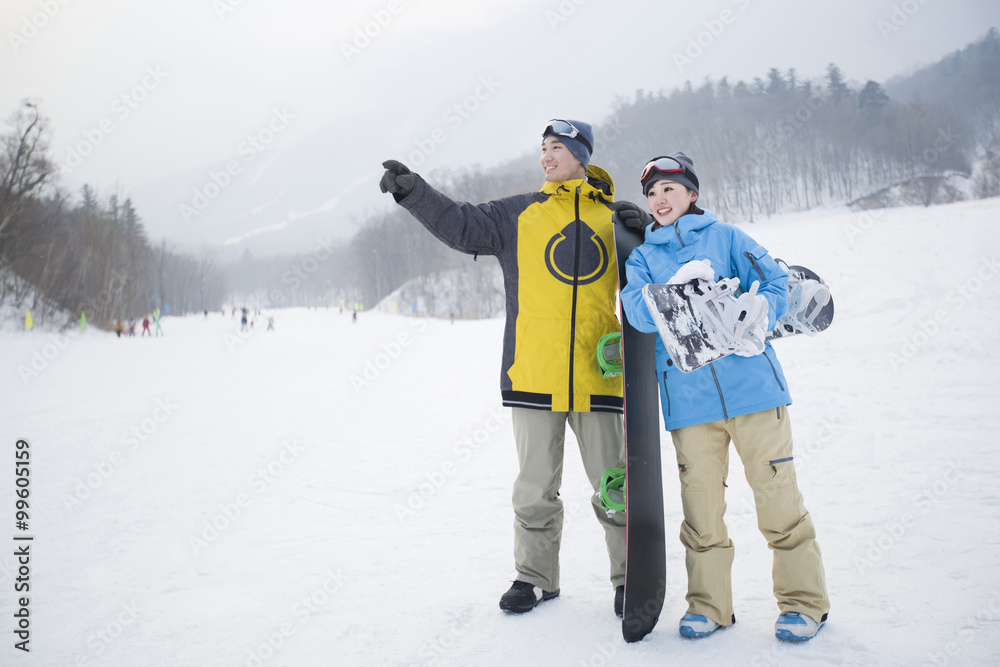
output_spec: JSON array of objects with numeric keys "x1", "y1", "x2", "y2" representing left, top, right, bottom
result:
[
  {"x1": 640, "y1": 154, "x2": 699, "y2": 195},
  {"x1": 543, "y1": 119, "x2": 593, "y2": 153},
  {"x1": 640, "y1": 156, "x2": 685, "y2": 183}
]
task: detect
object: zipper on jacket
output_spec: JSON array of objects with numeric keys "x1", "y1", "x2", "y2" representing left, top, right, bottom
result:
[
  {"x1": 674, "y1": 220, "x2": 686, "y2": 247},
  {"x1": 567, "y1": 186, "x2": 582, "y2": 410},
  {"x1": 745, "y1": 252, "x2": 765, "y2": 281},
  {"x1": 661, "y1": 371, "x2": 671, "y2": 416},
  {"x1": 709, "y1": 363, "x2": 728, "y2": 419},
  {"x1": 762, "y1": 350, "x2": 785, "y2": 391}
]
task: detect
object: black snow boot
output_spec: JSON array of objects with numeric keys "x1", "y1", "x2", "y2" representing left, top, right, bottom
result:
[
  {"x1": 499, "y1": 581, "x2": 559, "y2": 613},
  {"x1": 615, "y1": 585, "x2": 624, "y2": 618}
]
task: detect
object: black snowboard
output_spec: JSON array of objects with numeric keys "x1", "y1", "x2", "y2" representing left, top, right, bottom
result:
[{"x1": 612, "y1": 216, "x2": 666, "y2": 643}]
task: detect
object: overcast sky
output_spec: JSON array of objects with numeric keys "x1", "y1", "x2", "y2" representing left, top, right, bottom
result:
[{"x1": 2, "y1": 0, "x2": 998, "y2": 249}]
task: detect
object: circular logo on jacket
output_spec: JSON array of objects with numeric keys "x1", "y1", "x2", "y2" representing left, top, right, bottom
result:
[{"x1": 544, "y1": 221, "x2": 609, "y2": 286}]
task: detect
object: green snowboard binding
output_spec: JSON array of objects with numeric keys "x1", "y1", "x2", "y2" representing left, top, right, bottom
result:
[
  {"x1": 596, "y1": 331, "x2": 623, "y2": 379},
  {"x1": 600, "y1": 467, "x2": 626, "y2": 515}
]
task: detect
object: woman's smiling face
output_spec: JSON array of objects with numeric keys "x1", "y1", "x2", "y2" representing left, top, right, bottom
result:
[{"x1": 646, "y1": 179, "x2": 697, "y2": 227}]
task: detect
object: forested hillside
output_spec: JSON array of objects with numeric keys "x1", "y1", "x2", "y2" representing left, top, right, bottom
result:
[{"x1": 228, "y1": 31, "x2": 1000, "y2": 313}]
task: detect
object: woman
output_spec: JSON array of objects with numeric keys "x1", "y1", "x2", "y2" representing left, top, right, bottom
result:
[{"x1": 619, "y1": 152, "x2": 830, "y2": 642}]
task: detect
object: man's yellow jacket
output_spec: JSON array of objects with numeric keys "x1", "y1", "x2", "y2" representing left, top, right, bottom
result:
[{"x1": 398, "y1": 165, "x2": 624, "y2": 413}]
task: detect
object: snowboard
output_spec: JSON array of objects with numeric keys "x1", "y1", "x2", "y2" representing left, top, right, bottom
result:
[
  {"x1": 641, "y1": 261, "x2": 834, "y2": 373},
  {"x1": 611, "y1": 216, "x2": 666, "y2": 643},
  {"x1": 767, "y1": 261, "x2": 834, "y2": 341}
]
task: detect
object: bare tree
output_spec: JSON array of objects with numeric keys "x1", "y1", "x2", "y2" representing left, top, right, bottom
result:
[{"x1": 0, "y1": 100, "x2": 52, "y2": 241}]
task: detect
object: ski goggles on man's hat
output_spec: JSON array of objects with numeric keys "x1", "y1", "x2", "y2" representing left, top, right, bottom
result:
[{"x1": 543, "y1": 119, "x2": 593, "y2": 153}]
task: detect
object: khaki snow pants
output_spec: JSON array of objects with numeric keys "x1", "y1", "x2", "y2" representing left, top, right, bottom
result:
[
  {"x1": 511, "y1": 408, "x2": 626, "y2": 592},
  {"x1": 671, "y1": 406, "x2": 830, "y2": 625}
]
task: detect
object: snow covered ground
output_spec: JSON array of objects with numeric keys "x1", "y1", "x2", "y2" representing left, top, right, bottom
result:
[{"x1": 2, "y1": 198, "x2": 1000, "y2": 666}]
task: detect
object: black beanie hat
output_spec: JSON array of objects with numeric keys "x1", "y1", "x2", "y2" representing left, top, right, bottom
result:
[{"x1": 641, "y1": 152, "x2": 699, "y2": 196}]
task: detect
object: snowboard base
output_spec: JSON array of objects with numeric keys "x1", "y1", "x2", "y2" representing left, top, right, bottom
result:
[{"x1": 612, "y1": 216, "x2": 666, "y2": 643}]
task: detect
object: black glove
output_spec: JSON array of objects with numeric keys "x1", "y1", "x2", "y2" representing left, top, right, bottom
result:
[
  {"x1": 379, "y1": 160, "x2": 415, "y2": 197},
  {"x1": 612, "y1": 200, "x2": 653, "y2": 230}
]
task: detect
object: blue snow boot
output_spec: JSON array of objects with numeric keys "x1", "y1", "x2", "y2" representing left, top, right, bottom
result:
[
  {"x1": 775, "y1": 612, "x2": 825, "y2": 641},
  {"x1": 679, "y1": 612, "x2": 720, "y2": 638}
]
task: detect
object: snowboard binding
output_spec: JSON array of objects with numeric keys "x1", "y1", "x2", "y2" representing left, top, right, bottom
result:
[
  {"x1": 768, "y1": 260, "x2": 834, "y2": 340},
  {"x1": 686, "y1": 277, "x2": 767, "y2": 357},
  {"x1": 596, "y1": 331, "x2": 623, "y2": 379},
  {"x1": 599, "y1": 468, "x2": 626, "y2": 515}
]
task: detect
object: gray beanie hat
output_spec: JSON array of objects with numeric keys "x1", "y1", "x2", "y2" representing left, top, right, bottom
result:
[{"x1": 542, "y1": 119, "x2": 594, "y2": 171}]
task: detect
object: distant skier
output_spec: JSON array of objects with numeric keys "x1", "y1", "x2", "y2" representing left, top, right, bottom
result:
[
  {"x1": 619, "y1": 152, "x2": 830, "y2": 641},
  {"x1": 155, "y1": 315, "x2": 164, "y2": 336},
  {"x1": 240, "y1": 307, "x2": 249, "y2": 332},
  {"x1": 352, "y1": 309, "x2": 357, "y2": 323},
  {"x1": 267, "y1": 317, "x2": 274, "y2": 331},
  {"x1": 114, "y1": 320, "x2": 124, "y2": 338},
  {"x1": 128, "y1": 319, "x2": 136, "y2": 336},
  {"x1": 141, "y1": 316, "x2": 151, "y2": 336}
]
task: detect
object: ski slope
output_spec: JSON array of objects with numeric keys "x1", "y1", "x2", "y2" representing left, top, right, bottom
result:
[{"x1": 2, "y1": 198, "x2": 1000, "y2": 666}]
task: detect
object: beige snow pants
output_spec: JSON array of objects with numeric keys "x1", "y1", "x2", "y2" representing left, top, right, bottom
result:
[{"x1": 671, "y1": 406, "x2": 830, "y2": 625}]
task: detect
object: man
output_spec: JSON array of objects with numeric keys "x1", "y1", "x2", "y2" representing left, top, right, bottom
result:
[{"x1": 380, "y1": 119, "x2": 627, "y2": 616}]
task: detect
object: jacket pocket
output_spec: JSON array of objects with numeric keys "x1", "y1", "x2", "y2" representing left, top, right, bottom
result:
[{"x1": 509, "y1": 318, "x2": 569, "y2": 393}]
